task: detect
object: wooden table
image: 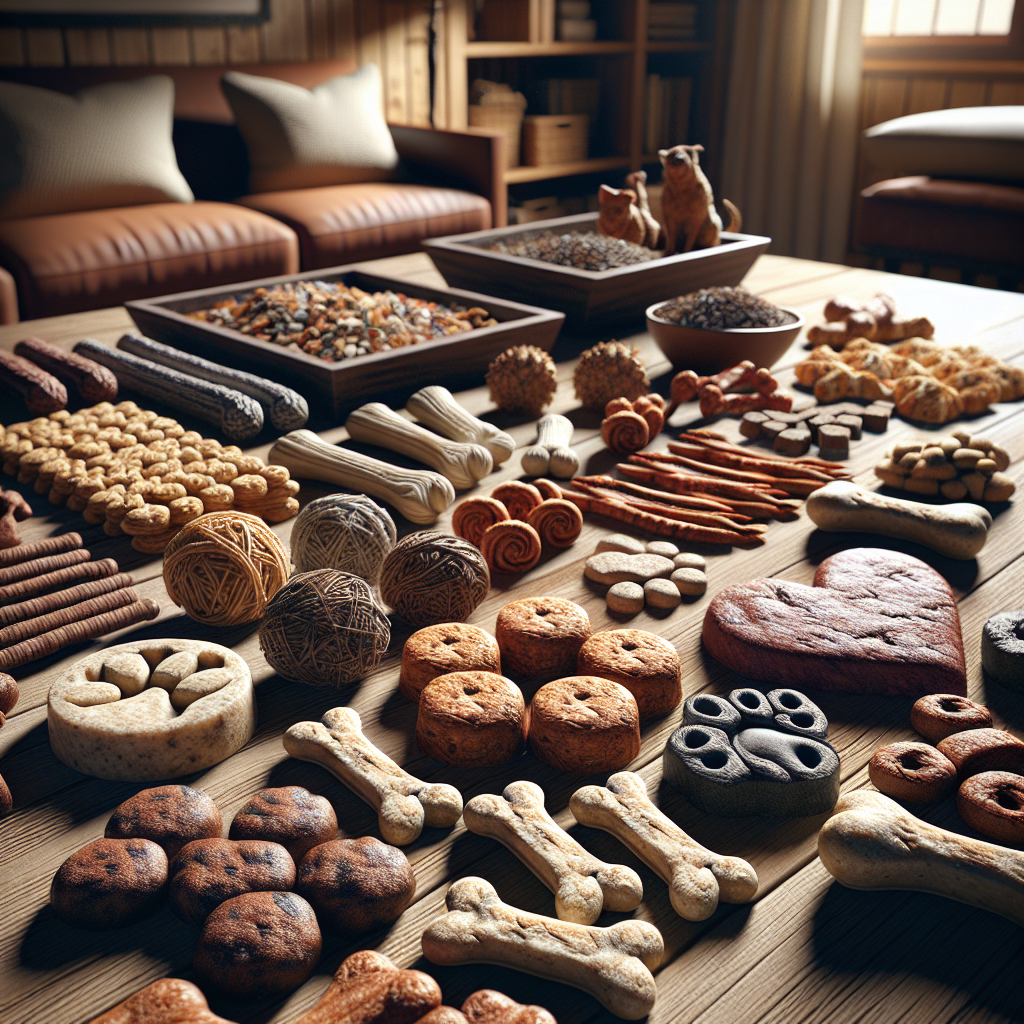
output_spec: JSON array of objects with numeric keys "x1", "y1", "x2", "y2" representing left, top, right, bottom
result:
[{"x1": 1, "y1": 253, "x2": 1022, "y2": 1024}]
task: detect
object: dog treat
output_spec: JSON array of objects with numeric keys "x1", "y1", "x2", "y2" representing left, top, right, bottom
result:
[
  {"x1": 194, "y1": 891, "x2": 321, "y2": 998},
  {"x1": 486, "y1": 345, "x2": 558, "y2": 416},
  {"x1": 528, "y1": 677, "x2": 640, "y2": 773},
  {"x1": 492, "y1": 481, "x2": 544, "y2": 521},
  {"x1": 0, "y1": 349, "x2": 67, "y2": 413},
  {"x1": 818, "y1": 790, "x2": 1024, "y2": 926},
  {"x1": 0, "y1": 584, "x2": 141, "y2": 648},
  {"x1": 106, "y1": 785, "x2": 223, "y2": 860},
  {"x1": 15, "y1": 336, "x2": 118, "y2": 404},
  {"x1": 576, "y1": 629, "x2": 681, "y2": 718},
  {"x1": 86, "y1": 979, "x2": 235, "y2": 1024},
  {"x1": 532, "y1": 478, "x2": 563, "y2": 501},
  {"x1": 417, "y1": 671, "x2": 526, "y2": 767},
  {"x1": 0, "y1": 530, "x2": 82, "y2": 569},
  {"x1": 704, "y1": 547, "x2": 967, "y2": 696},
  {"x1": 0, "y1": 488, "x2": 31, "y2": 549},
  {"x1": 50, "y1": 641, "x2": 254, "y2": 781},
  {"x1": 480, "y1": 520, "x2": 543, "y2": 574},
  {"x1": 496, "y1": 596, "x2": 592, "y2": 682},
  {"x1": 521, "y1": 414, "x2": 578, "y2": 479},
  {"x1": 665, "y1": 689, "x2": 840, "y2": 817},
  {"x1": 584, "y1": 551, "x2": 674, "y2": 586},
  {"x1": 570, "y1": 771, "x2": 758, "y2": 921},
  {"x1": 228, "y1": 787, "x2": 337, "y2": 862},
  {"x1": 526, "y1": 498, "x2": 583, "y2": 548},
  {"x1": 460, "y1": 990, "x2": 556, "y2": 1024},
  {"x1": 453, "y1": 496, "x2": 511, "y2": 547},
  {"x1": 400, "y1": 623, "x2": 502, "y2": 702},
  {"x1": 574, "y1": 341, "x2": 649, "y2": 413},
  {"x1": 289, "y1": 493, "x2": 396, "y2": 583},
  {"x1": 602, "y1": 410, "x2": 649, "y2": 455},
  {"x1": 957, "y1": 772, "x2": 1024, "y2": 845},
  {"x1": 982, "y1": 612, "x2": 1024, "y2": 691},
  {"x1": 910, "y1": 693, "x2": 992, "y2": 743},
  {"x1": 936, "y1": 728, "x2": 1024, "y2": 778},
  {"x1": 408, "y1": 385, "x2": 516, "y2": 465},
  {"x1": 668, "y1": 359, "x2": 781, "y2": 409},
  {"x1": 0, "y1": 545, "x2": 91, "y2": 587},
  {"x1": 51, "y1": 838, "x2": 168, "y2": 929},
  {"x1": 595, "y1": 534, "x2": 647, "y2": 556},
  {"x1": 168, "y1": 838, "x2": 296, "y2": 926},
  {"x1": 0, "y1": 572, "x2": 134, "y2": 628},
  {"x1": 868, "y1": 741, "x2": 958, "y2": 804},
  {"x1": 607, "y1": 581, "x2": 645, "y2": 615},
  {"x1": 423, "y1": 876, "x2": 662, "y2": 1020},
  {"x1": 283, "y1": 707, "x2": 463, "y2": 846},
  {"x1": 671, "y1": 566, "x2": 708, "y2": 596},
  {"x1": 0, "y1": 555, "x2": 120, "y2": 605},
  {"x1": 644, "y1": 578, "x2": 680, "y2": 609},
  {"x1": 816, "y1": 424, "x2": 850, "y2": 460},
  {"x1": 380, "y1": 531, "x2": 489, "y2": 627},
  {"x1": 675, "y1": 552, "x2": 707, "y2": 570},
  {"x1": 0, "y1": 673, "x2": 17, "y2": 813}
]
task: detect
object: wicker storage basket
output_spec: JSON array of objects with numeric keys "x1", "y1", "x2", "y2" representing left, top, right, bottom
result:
[
  {"x1": 469, "y1": 104, "x2": 524, "y2": 168},
  {"x1": 522, "y1": 114, "x2": 590, "y2": 165}
]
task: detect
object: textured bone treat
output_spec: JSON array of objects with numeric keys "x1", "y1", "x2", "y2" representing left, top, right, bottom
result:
[
  {"x1": 868, "y1": 741, "x2": 957, "y2": 803},
  {"x1": 936, "y1": 728, "x2": 1024, "y2": 778},
  {"x1": 982, "y1": 611, "x2": 1024, "y2": 692},
  {"x1": 584, "y1": 551, "x2": 674, "y2": 586},
  {"x1": 496, "y1": 597, "x2": 591, "y2": 682},
  {"x1": 283, "y1": 706, "x2": 463, "y2": 846},
  {"x1": 703, "y1": 547, "x2": 967, "y2": 696},
  {"x1": 910, "y1": 693, "x2": 992, "y2": 743},
  {"x1": 422, "y1": 876, "x2": 662, "y2": 1020},
  {"x1": 106, "y1": 785, "x2": 223, "y2": 860},
  {"x1": 86, "y1": 978, "x2": 236, "y2": 1024},
  {"x1": 229, "y1": 786, "x2": 338, "y2": 862},
  {"x1": 15, "y1": 336, "x2": 118, "y2": 404},
  {"x1": 957, "y1": 772, "x2": 1024, "y2": 845},
  {"x1": 464, "y1": 780, "x2": 643, "y2": 925},
  {"x1": 408, "y1": 385, "x2": 516, "y2": 465},
  {"x1": 570, "y1": 771, "x2": 758, "y2": 921},
  {"x1": 461, "y1": 990, "x2": 556, "y2": 1024},
  {"x1": 400, "y1": 623, "x2": 501, "y2": 702},
  {"x1": 48, "y1": 640, "x2": 255, "y2": 781},
  {"x1": 818, "y1": 790, "x2": 1024, "y2": 926},
  {"x1": 576, "y1": 629, "x2": 680, "y2": 719}
]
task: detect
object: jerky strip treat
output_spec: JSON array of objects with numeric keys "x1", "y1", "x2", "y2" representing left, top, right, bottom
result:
[
  {"x1": 15, "y1": 337, "x2": 118, "y2": 404},
  {"x1": 0, "y1": 350, "x2": 67, "y2": 414}
]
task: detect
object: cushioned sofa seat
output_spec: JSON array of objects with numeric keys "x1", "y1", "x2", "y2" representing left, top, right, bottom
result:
[
  {"x1": 237, "y1": 182, "x2": 491, "y2": 271},
  {"x1": 0, "y1": 201, "x2": 299, "y2": 319}
]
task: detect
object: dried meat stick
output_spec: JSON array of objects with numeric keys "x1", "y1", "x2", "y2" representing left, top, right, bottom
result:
[
  {"x1": 0, "y1": 572, "x2": 134, "y2": 627},
  {"x1": 573, "y1": 475, "x2": 739, "y2": 514},
  {"x1": 0, "y1": 586, "x2": 139, "y2": 647},
  {"x1": 0, "y1": 532, "x2": 82, "y2": 569},
  {"x1": 0, "y1": 548, "x2": 91, "y2": 587},
  {"x1": 629, "y1": 455, "x2": 794, "y2": 499},
  {"x1": 632, "y1": 452, "x2": 825, "y2": 497},
  {"x1": 0, "y1": 558, "x2": 119, "y2": 604},
  {"x1": 668, "y1": 441, "x2": 835, "y2": 483},
  {"x1": 618, "y1": 462, "x2": 798, "y2": 508},
  {"x1": 677, "y1": 432, "x2": 852, "y2": 477}
]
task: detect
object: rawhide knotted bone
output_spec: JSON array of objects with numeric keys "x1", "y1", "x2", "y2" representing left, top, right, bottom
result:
[
  {"x1": 283, "y1": 706, "x2": 463, "y2": 846},
  {"x1": 818, "y1": 790, "x2": 1024, "y2": 927},
  {"x1": 698, "y1": 384, "x2": 792, "y2": 418},
  {"x1": 87, "y1": 978, "x2": 237, "y2": 1024},
  {"x1": 570, "y1": 770, "x2": 758, "y2": 920},
  {"x1": 521, "y1": 414, "x2": 578, "y2": 479},
  {"x1": 74, "y1": 338, "x2": 264, "y2": 442},
  {"x1": 463, "y1": 780, "x2": 643, "y2": 925},
  {"x1": 15, "y1": 336, "x2": 118, "y2": 404},
  {"x1": 408, "y1": 385, "x2": 516, "y2": 465},
  {"x1": 118, "y1": 332, "x2": 308, "y2": 431},
  {"x1": 347, "y1": 402, "x2": 493, "y2": 490},
  {"x1": 270, "y1": 429, "x2": 455, "y2": 525},
  {"x1": 0, "y1": 349, "x2": 67, "y2": 414},
  {"x1": 422, "y1": 876, "x2": 663, "y2": 1020}
]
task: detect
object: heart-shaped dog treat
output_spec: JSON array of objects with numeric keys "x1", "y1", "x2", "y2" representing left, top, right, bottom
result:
[{"x1": 703, "y1": 548, "x2": 966, "y2": 696}]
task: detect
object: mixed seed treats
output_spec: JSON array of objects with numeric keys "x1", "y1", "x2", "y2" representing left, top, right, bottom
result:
[
  {"x1": 655, "y1": 287, "x2": 792, "y2": 330},
  {"x1": 484, "y1": 230, "x2": 660, "y2": 271}
]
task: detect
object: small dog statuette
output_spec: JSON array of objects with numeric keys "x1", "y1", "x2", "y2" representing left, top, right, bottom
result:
[
  {"x1": 659, "y1": 144, "x2": 741, "y2": 255},
  {"x1": 596, "y1": 184, "x2": 647, "y2": 246}
]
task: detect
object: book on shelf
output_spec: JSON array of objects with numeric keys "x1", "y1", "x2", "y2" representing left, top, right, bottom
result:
[
  {"x1": 647, "y1": 0, "x2": 698, "y2": 38},
  {"x1": 644, "y1": 74, "x2": 692, "y2": 154}
]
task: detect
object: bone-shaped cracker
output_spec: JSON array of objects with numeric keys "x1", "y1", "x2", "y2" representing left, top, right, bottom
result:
[
  {"x1": 283, "y1": 707, "x2": 463, "y2": 846},
  {"x1": 463, "y1": 780, "x2": 643, "y2": 925},
  {"x1": 461, "y1": 989, "x2": 557, "y2": 1024},
  {"x1": 422, "y1": 876, "x2": 662, "y2": 1020},
  {"x1": 570, "y1": 770, "x2": 758, "y2": 921},
  {"x1": 88, "y1": 978, "x2": 236, "y2": 1024}
]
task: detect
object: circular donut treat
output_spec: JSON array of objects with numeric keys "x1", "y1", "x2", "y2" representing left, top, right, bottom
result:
[
  {"x1": 105, "y1": 785, "x2": 222, "y2": 860},
  {"x1": 868, "y1": 741, "x2": 958, "y2": 803},
  {"x1": 452, "y1": 497, "x2": 511, "y2": 547},
  {"x1": 910, "y1": 693, "x2": 992, "y2": 743},
  {"x1": 957, "y1": 771, "x2": 1024, "y2": 845},
  {"x1": 982, "y1": 611, "x2": 1024, "y2": 691},
  {"x1": 399, "y1": 623, "x2": 501, "y2": 702},
  {"x1": 480, "y1": 520, "x2": 542, "y2": 574},
  {"x1": 416, "y1": 671, "x2": 526, "y2": 767},
  {"x1": 528, "y1": 676, "x2": 640, "y2": 773},
  {"x1": 495, "y1": 596, "x2": 592, "y2": 682},
  {"x1": 576, "y1": 629, "x2": 681, "y2": 718},
  {"x1": 229, "y1": 786, "x2": 338, "y2": 863}
]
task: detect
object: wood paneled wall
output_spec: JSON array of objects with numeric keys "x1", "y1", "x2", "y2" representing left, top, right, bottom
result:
[{"x1": 0, "y1": 0, "x2": 433, "y2": 126}]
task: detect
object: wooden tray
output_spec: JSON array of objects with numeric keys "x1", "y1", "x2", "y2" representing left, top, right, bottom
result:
[
  {"x1": 125, "y1": 265, "x2": 564, "y2": 416},
  {"x1": 423, "y1": 212, "x2": 771, "y2": 330}
]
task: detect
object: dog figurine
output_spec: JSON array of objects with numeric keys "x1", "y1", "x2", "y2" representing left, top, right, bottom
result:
[{"x1": 659, "y1": 144, "x2": 741, "y2": 255}]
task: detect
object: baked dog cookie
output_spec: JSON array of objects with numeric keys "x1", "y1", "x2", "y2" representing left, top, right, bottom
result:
[
  {"x1": 105, "y1": 785, "x2": 222, "y2": 860},
  {"x1": 51, "y1": 838, "x2": 167, "y2": 929},
  {"x1": 400, "y1": 623, "x2": 502, "y2": 702},
  {"x1": 461, "y1": 989, "x2": 557, "y2": 1024},
  {"x1": 417, "y1": 672, "x2": 527, "y2": 767},
  {"x1": 576, "y1": 629, "x2": 681, "y2": 719},
  {"x1": 86, "y1": 979, "x2": 234, "y2": 1024},
  {"x1": 295, "y1": 836, "x2": 415, "y2": 932},
  {"x1": 957, "y1": 771, "x2": 1024, "y2": 845},
  {"x1": 868, "y1": 741, "x2": 958, "y2": 804},
  {"x1": 527, "y1": 677, "x2": 640, "y2": 773},
  {"x1": 910, "y1": 693, "x2": 992, "y2": 744},
  {"x1": 496, "y1": 597, "x2": 592, "y2": 683},
  {"x1": 229, "y1": 786, "x2": 338, "y2": 862}
]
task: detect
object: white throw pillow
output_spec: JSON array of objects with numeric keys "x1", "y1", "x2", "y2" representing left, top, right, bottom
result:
[{"x1": 221, "y1": 64, "x2": 400, "y2": 194}]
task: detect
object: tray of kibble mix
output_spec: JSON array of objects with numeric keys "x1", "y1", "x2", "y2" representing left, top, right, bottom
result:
[{"x1": 126, "y1": 267, "x2": 564, "y2": 414}]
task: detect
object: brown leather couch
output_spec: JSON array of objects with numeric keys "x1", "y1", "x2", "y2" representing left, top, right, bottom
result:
[{"x1": 0, "y1": 61, "x2": 504, "y2": 324}]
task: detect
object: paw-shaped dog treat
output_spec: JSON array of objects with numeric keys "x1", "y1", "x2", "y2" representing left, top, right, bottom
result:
[{"x1": 663, "y1": 688, "x2": 840, "y2": 817}]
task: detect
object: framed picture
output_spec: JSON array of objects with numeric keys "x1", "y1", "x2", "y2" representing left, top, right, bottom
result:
[{"x1": 0, "y1": 0, "x2": 270, "y2": 27}]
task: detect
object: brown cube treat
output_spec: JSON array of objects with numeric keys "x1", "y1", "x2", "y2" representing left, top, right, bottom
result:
[
  {"x1": 766, "y1": 411, "x2": 802, "y2": 425},
  {"x1": 872, "y1": 399, "x2": 896, "y2": 411},
  {"x1": 807, "y1": 414, "x2": 836, "y2": 440},
  {"x1": 760, "y1": 420, "x2": 789, "y2": 441},
  {"x1": 835, "y1": 413, "x2": 862, "y2": 440},
  {"x1": 740, "y1": 411, "x2": 769, "y2": 438},
  {"x1": 817, "y1": 424, "x2": 850, "y2": 459},
  {"x1": 861, "y1": 405, "x2": 891, "y2": 432},
  {"x1": 773, "y1": 428, "x2": 811, "y2": 455}
]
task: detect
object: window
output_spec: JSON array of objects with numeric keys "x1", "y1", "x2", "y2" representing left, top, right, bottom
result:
[{"x1": 863, "y1": 0, "x2": 1016, "y2": 37}]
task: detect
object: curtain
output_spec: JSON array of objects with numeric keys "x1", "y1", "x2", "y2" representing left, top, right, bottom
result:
[{"x1": 719, "y1": 0, "x2": 865, "y2": 264}]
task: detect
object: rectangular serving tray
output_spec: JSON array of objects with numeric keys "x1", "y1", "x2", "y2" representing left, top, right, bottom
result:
[
  {"x1": 125, "y1": 265, "x2": 565, "y2": 416},
  {"x1": 423, "y1": 212, "x2": 771, "y2": 330}
]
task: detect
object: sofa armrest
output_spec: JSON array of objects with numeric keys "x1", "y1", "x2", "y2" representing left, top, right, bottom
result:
[
  {"x1": 390, "y1": 124, "x2": 507, "y2": 228},
  {"x1": 0, "y1": 263, "x2": 18, "y2": 325}
]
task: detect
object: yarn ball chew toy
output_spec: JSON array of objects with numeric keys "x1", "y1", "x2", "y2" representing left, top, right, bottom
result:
[
  {"x1": 289, "y1": 493, "x2": 396, "y2": 583},
  {"x1": 163, "y1": 511, "x2": 288, "y2": 626},
  {"x1": 379, "y1": 531, "x2": 490, "y2": 627},
  {"x1": 259, "y1": 569, "x2": 391, "y2": 688}
]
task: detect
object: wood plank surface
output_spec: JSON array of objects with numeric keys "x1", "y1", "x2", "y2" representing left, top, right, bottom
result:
[{"x1": 0, "y1": 253, "x2": 1022, "y2": 1024}]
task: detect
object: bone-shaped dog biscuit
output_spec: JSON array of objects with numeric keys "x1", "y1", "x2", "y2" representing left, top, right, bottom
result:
[
  {"x1": 422, "y1": 876, "x2": 662, "y2": 1020},
  {"x1": 570, "y1": 771, "x2": 758, "y2": 921},
  {"x1": 88, "y1": 978, "x2": 236, "y2": 1024},
  {"x1": 464, "y1": 780, "x2": 643, "y2": 925},
  {"x1": 283, "y1": 707, "x2": 463, "y2": 846},
  {"x1": 818, "y1": 790, "x2": 1024, "y2": 927}
]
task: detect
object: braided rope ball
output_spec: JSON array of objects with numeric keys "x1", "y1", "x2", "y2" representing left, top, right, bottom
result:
[
  {"x1": 289, "y1": 494, "x2": 397, "y2": 583},
  {"x1": 258, "y1": 569, "x2": 391, "y2": 688},
  {"x1": 163, "y1": 511, "x2": 289, "y2": 626},
  {"x1": 379, "y1": 531, "x2": 490, "y2": 627}
]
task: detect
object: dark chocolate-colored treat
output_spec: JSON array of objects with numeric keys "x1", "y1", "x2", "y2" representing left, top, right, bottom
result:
[
  {"x1": 860, "y1": 404, "x2": 891, "y2": 432},
  {"x1": 910, "y1": 693, "x2": 992, "y2": 743},
  {"x1": 727, "y1": 687, "x2": 774, "y2": 727},
  {"x1": 0, "y1": 672, "x2": 18, "y2": 716},
  {"x1": 106, "y1": 785, "x2": 223, "y2": 860},
  {"x1": 168, "y1": 838, "x2": 296, "y2": 926},
  {"x1": 740, "y1": 411, "x2": 769, "y2": 438},
  {"x1": 868, "y1": 741, "x2": 957, "y2": 803},
  {"x1": 937, "y1": 728, "x2": 1024, "y2": 778},
  {"x1": 806, "y1": 414, "x2": 836, "y2": 440},
  {"x1": 193, "y1": 891, "x2": 321, "y2": 998},
  {"x1": 981, "y1": 611, "x2": 1024, "y2": 692},
  {"x1": 295, "y1": 836, "x2": 415, "y2": 932},
  {"x1": 462, "y1": 989, "x2": 558, "y2": 1024},
  {"x1": 834, "y1": 413, "x2": 862, "y2": 440},
  {"x1": 229, "y1": 786, "x2": 338, "y2": 862},
  {"x1": 817, "y1": 424, "x2": 850, "y2": 459},
  {"x1": 957, "y1": 771, "x2": 1024, "y2": 845},
  {"x1": 774, "y1": 428, "x2": 811, "y2": 455},
  {"x1": 760, "y1": 420, "x2": 789, "y2": 441},
  {"x1": 51, "y1": 838, "x2": 167, "y2": 929}
]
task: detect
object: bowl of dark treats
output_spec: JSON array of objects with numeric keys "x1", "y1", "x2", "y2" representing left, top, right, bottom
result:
[{"x1": 646, "y1": 287, "x2": 804, "y2": 372}]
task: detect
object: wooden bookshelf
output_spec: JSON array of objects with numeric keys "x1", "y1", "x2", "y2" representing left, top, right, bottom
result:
[{"x1": 504, "y1": 155, "x2": 633, "y2": 184}]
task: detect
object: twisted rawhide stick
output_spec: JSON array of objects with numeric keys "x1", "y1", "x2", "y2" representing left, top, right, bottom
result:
[
  {"x1": 407, "y1": 385, "x2": 516, "y2": 465},
  {"x1": 0, "y1": 547, "x2": 91, "y2": 587},
  {"x1": 819, "y1": 791, "x2": 1024, "y2": 926},
  {"x1": 0, "y1": 557, "x2": 120, "y2": 604},
  {"x1": 0, "y1": 585, "x2": 139, "y2": 646},
  {"x1": 0, "y1": 572, "x2": 134, "y2": 627},
  {"x1": 0, "y1": 531, "x2": 82, "y2": 569}
]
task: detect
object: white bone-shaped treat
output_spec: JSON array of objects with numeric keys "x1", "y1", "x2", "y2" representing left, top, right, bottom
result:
[
  {"x1": 818, "y1": 790, "x2": 1024, "y2": 926},
  {"x1": 521, "y1": 414, "x2": 578, "y2": 479},
  {"x1": 269, "y1": 429, "x2": 455, "y2": 525},
  {"x1": 346, "y1": 402, "x2": 493, "y2": 489},
  {"x1": 283, "y1": 707, "x2": 463, "y2": 846},
  {"x1": 422, "y1": 876, "x2": 663, "y2": 1020},
  {"x1": 463, "y1": 780, "x2": 643, "y2": 925},
  {"x1": 570, "y1": 771, "x2": 758, "y2": 921},
  {"x1": 407, "y1": 385, "x2": 516, "y2": 465}
]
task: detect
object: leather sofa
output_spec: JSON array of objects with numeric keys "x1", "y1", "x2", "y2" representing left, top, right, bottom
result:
[{"x1": 0, "y1": 61, "x2": 504, "y2": 324}]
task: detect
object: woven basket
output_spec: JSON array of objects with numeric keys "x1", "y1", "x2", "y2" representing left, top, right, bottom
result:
[
  {"x1": 469, "y1": 104, "x2": 524, "y2": 168},
  {"x1": 523, "y1": 114, "x2": 590, "y2": 166}
]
